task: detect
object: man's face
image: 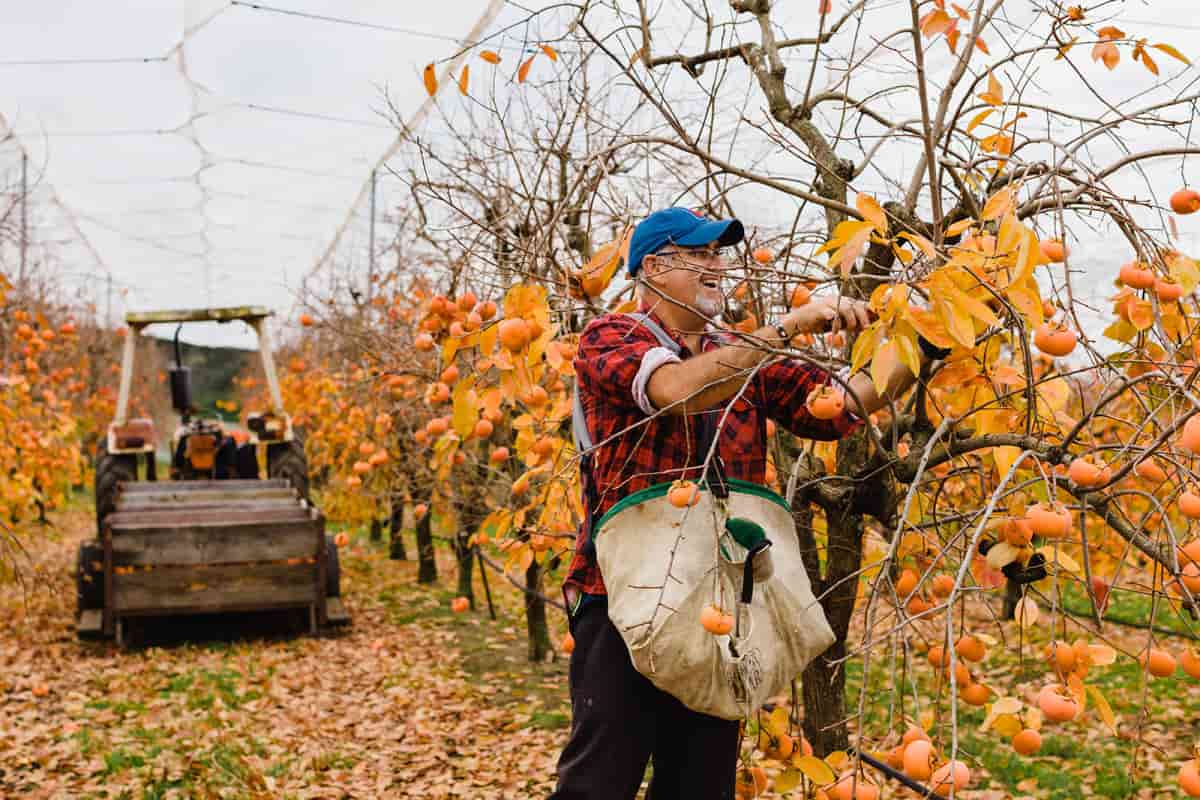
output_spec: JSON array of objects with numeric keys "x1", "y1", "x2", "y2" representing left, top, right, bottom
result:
[{"x1": 642, "y1": 244, "x2": 731, "y2": 320}]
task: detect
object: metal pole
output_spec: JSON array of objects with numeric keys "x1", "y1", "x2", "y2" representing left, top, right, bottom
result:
[
  {"x1": 19, "y1": 153, "x2": 27, "y2": 291},
  {"x1": 367, "y1": 168, "x2": 377, "y2": 303}
]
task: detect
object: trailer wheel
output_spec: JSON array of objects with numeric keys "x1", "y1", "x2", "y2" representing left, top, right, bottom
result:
[
  {"x1": 94, "y1": 439, "x2": 138, "y2": 533},
  {"x1": 268, "y1": 440, "x2": 309, "y2": 501},
  {"x1": 76, "y1": 540, "x2": 104, "y2": 618},
  {"x1": 325, "y1": 535, "x2": 341, "y2": 598}
]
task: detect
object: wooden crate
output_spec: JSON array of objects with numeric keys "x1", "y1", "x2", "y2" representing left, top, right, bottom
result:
[{"x1": 102, "y1": 505, "x2": 327, "y2": 644}]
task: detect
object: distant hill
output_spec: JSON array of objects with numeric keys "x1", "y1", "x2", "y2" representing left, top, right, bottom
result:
[{"x1": 149, "y1": 337, "x2": 253, "y2": 423}]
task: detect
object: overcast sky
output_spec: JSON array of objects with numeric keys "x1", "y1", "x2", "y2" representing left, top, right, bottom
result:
[{"x1": 2, "y1": 1, "x2": 1196, "y2": 349}]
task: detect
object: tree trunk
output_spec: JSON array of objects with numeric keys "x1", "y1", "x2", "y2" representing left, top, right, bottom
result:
[
  {"x1": 453, "y1": 532, "x2": 475, "y2": 607},
  {"x1": 415, "y1": 512, "x2": 438, "y2": 584},
  {"x1": 370, "y1": 517, "x2": 384, "y2": 542},
  {"x1": 524, "y1": 556, "x2": 552, "y2": 661},
  {"x1": 1002, "y1": 578, "x2": 1021, "y2": 620},
  {"x1": 389, "y1": 500, "x2": 407, "y2": 561}
]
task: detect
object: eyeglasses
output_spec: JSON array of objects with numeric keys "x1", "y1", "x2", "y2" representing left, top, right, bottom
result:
[{"x1": 654, "y1": 248, "x2": 731, "y2": 265}]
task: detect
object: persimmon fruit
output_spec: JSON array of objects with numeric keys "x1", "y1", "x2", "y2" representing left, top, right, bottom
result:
[
  {"x1": 1012, "y1": 728, "x2": 1042, "y2": 755},
  {"x1": 807, "y1": 386, "x2": 846, "y2": 420},
  {"x1": 668, "y1": 480, "x2": 700, "y2": 508},
  {"x1": 1170, "y1": 188, "x2": 1200, "y2": 215},
  {"x1": 700, "y1": 604, "x2": 734, "y2": 635},
  {"x1": 1033, "y1": 323, "x2": 1077, "y2": 357}
]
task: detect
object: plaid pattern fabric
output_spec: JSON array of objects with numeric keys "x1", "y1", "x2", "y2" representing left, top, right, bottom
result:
[{"x1": 564, "y1": 308, "x2": 860, "y2": 596}]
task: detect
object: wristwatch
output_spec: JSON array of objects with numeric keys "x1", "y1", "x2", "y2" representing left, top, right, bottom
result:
[{"x1": 771, "y1": 322, "x2": 792, "y2": 344}]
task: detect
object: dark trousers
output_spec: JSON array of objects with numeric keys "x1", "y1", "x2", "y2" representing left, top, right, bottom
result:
[{"x1": 550, "y1": 598, "x2": 739, "y2": 800}]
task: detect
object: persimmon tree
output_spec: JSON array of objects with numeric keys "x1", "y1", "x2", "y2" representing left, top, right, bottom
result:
[{"x1": 279, "y1": 1, "x2": 1200, "y2": 795}]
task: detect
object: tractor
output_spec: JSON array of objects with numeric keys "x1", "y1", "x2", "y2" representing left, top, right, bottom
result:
[{"x1": 76, "y1": 306, "x2": 347, "y2": 644}]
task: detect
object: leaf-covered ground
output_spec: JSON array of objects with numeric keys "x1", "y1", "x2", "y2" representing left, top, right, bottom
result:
[
  {"x1": 3, "y1": 507, "x2": 1199, "y2": 799},
  {"x1": 0, "y1": 509, "x2": 571, "y2": 799}
]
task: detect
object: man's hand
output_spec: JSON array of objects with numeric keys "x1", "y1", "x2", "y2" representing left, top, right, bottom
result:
[{"x1": 783, "y1": 296, "x2": 874, "y2": 336}]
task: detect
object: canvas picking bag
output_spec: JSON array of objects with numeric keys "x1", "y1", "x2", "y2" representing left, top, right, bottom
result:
[{"x1": 573, "y1": 313, "x2": 836, "y2": 721}]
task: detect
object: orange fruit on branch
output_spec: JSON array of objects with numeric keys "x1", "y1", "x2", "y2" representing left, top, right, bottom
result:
[
  {"x1": 1039, "y1": 239, "x2": 1068, "y2": 262},
  {"x1": 961, "y1": 682, "x2": 991, "y2": 706},
  {"x1": 895, "y1": 568, "x2": 918, "y2": 598},
  {"x1": 1182, "y1": 417, "x2": 1200, "y2": 454},
  {"x1": 1037, "y1": 684, "x2": 1080, "y2": 722},
  {"x1": 1034, "y1": 323, "x2": 1077, "y2": 357},
  {"x1": 1179, "y1": 759, "x2": 1200, "y2": 797},
  {"x1": 1180, "y1": 647, "x2": 1200, "y2": 679},
  {"x1": 451, "y1": 596, "x2": 470, "y2": 613},
  {"x1": 477, "y1": 299, "x2": 497, "y2": 320},
  {"x1": 752, "y1": 247, "x2": 774, "y2": 264},
  {"x1": 490, "y1": 446, "x2": 510, "y2": 464},
  {"x1": 1012, "y1": 728, "x2": 1042, "y2": 755},
  {"x1": 699, "y1": 604, "x2": 734, "y2": 635},
  {"x1": 1141, "y1": 647, "x2": 1177, "y2": 677},
  {"x1": 789, "y1": 284, "x2": 812, "y2": 308},
  {"x1": 1119, "y1": 261, "x2": 1156, "y2": 289},
  {"x1": 1068, "y1": 457, "x2": 1106, "y2": 487},
  {"x1": 955, "y1": 635, "x2": 986, "y2": 662},
  {"x1": 1027, "y1": 501, "x2": 1072, "y2": 539},
  {"x1": 457, "y1": 291, "x2": 477, "y2": 311},
  {"x1": 1170, "y1": 188, "x2": 1200, "y2": 215},
  {"x1": 930, "y1": 760, "x2": 970, "y2": 797},
  {"x1": 902, "y1": 738, "x2": 934, "y2": 781},
  {"x1": 561, "y1": 632, "x2": 575, "y2": 654},
  {"x1": 1156, "y1": 277, "x2": 1185, "y2": 302},
  {"x1": 498, "y1": 318, "x2": 531, "y2": 352},
  {"x1": 1133, "y1": 458, "x2": 1167, "y2": 483},
  {"x1": 668, "y1": 480, "x2": 700, "y2": 508},
  {"x1": 806, "y1": 386, "x2": 846, "y2": 420},
  {"x1": 414, "y1": 503, "x2": 428, "y2": 519},
  {"x1": 473, "y1": 419, "x2": 494, "y2": 439},
  {"x1": 415, "y1": 333, "x2": 435, "y2": 351}
]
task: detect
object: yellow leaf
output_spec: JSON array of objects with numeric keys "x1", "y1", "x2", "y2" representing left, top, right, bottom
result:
[
  {"x1": 897, "y1": 231, "x2": 936, "y2": 260},
  {"x1": 1087, "y1": 685, "x2": 1118, "y2": 734},
  {"x1": 422, "y1": 63, "x2": 438, "y2": 96},
  {"x1": 981, "y1": 187, "x2": 1014, "y2": 221},
  {"x1": 978, "y1": 70, "x2": 1003, "y2": 106},
  {"x1": 994, "y1": 445, "x2": 1021, "y2": 479},
  {"x1": 518, "y1": 55, "x2": 535, "y2": 83},
  {"x1": 850, "y1": 323, "x2": 881, "y2": 375},
  {"x1": 539, "y1": 44, "x2": 559, "y2": 62},
  {"x1": 992, "y1": 713, "x2": 1023, "y2": 738},
  {"x1": 1014, "y1": 596, "x2": 1039, "y2": 627},
  {"x1": 1168, "y1": 251, "x2": 1200, "y2": 293},
  {"x1": 856, "y1": 193, "x2": 888, "y2": 235},
  {"x1": 794, "y1": 756, "x2": 835, "y2": 785},
  {"x1": 1037, "y1": 546, "x2": 1080, "y2": 576},
  {"x1": 451, "y1": 377, "x2": 479, "y2": 439},
  {"x1": 773, "y1": 768, "x2": 801, "y2": 794},
  {"x1": 947, "y1": 285, "x2": 998, "y2": 326},
  {"x1": 825, "y1": 750, "x2": 848, "y2": 770},
  {"x1": 992, "y1": 696, "x2": 1024, "y2": 716},
  {"x1": 458, "y1": 65, "x2": 470, "y2": 95},
  {"x1": 986, "y1": 541, "x2": 1019, "y2": 569},
  {"x1": 480, "y1": 50, "x2": 502, "y2": 64},
  {"x1": 945, "y1": 218, "x2": 974, "y2": 237},
  {"x1": 895, "y1": 332, "x2": 921, "y2": 378},
  {"x1": 766, "y1": 706, "x2": 789, "y2": 737},
  {"x1": 1151, "y1": 42, "x2": 1191, "y2": 65},
  {"x1": 967, "y1": 108, "x2": 996, "y2": 134},
  {"x1": 872, "y1": 340, "x2": 899, "y2": 396}
]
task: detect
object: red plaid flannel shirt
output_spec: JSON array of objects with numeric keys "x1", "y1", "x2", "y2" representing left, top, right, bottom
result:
[{"x1": 564, "y1": 308, "x2": 860, "y2": 597}]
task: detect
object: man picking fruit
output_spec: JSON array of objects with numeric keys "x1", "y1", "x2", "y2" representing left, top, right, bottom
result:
[{"x1": 551, "y1": 207, "x2": 943, "y2": 799}]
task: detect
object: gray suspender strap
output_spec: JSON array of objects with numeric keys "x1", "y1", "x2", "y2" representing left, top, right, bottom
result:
[{"x1": 571, "y1": 312, "x2": 681, "y2": 455}]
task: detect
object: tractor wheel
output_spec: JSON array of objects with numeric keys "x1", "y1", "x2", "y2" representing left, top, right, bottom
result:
[
  {"x1": 94, "y1": 439, "x2": 138, "y2": 533},
  {"x1": 268, "y1": 440, "x2": 309, "y2": 500},
  {"x1": 325, "y1": 535, "x2": 341, "y2": 598},
  {"x1": 76, "y1": 539, "x2": 104, "y2": 618}
]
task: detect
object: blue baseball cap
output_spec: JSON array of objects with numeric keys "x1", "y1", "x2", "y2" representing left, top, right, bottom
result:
[{"x1": 626, "y1": 208, "x2": 745, "y2": 276}]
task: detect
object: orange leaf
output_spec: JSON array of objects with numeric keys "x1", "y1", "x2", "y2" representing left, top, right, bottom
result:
[
  {"x1": 946, "y1": 26, "x2": 960, "y2": 53},
  {"x1": 422, "y1": 63, "x2": 438, "y2": 96},
  {"x1": 1138, "y1": 48, "x2": 1159, "y2": 76},
  {"x1": 518, "y1": 55, "x2": 535, "y2": 83},
  {"x1": 920, "y1": 9, "x2": 953, "y2": 37},
  {"x1": 978, "y1": 71, "x2": 1004, "y2": 106},
  {"x1": 539, "y1": 44, "x2": 559, "y2": 62},
  {"x1": 480, "y1": 50, "x2": 501, "y2": 64},
  {"x1": 458, "y1": 65, "x2": 470, "y2": 95},
  {"x1": 967, "y1": 109, "x2": 995, "y2": 134},
  {"x1": 981, "y1": 187, "x2": 1014, "y2": 221},
  {"x1": 856, "y1": 193, "x2": 888, "y2": 235},
  {"x1": 1092, "y1": 42, "x2": 1119, "y2": 70},
  {"x1": 1151, "y1": 42, "x2": 1191, "y2": 65},
  {"x1": 974, "y1": 36, "x2": 989, "y2": 55},
  {"x1": 1097, "y1": 26, "x2": 1125, "y2": 40}
]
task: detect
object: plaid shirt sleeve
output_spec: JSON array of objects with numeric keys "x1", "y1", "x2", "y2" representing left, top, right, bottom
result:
[
  {"x1": 760, "y1": 358, "x2": 861, "y2": 440},
  {"x1": 575, "y1": 314, "x2": 665, "y2": 412}
]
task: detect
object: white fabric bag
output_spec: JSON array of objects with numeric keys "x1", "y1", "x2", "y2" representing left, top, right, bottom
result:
[
  {"x1": 591, "y1": 481, "x2": 835, "y2": 720},
  {"x1": 572, "y1": 312, "x2": 835, "y2": 720}
]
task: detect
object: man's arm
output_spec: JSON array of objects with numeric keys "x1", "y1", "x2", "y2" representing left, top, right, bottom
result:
[
  {"x1": 646, "y1": 297, "x2": 872, "y2": 415},
  {"x1": 843, "y1": 356, "x2": 925, "y2": 418}
]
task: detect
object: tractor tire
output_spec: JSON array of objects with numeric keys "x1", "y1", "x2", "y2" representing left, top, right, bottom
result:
[
  {"x1": 268, "y1": 440, "x2": 309, "y2": 501},
  {"x1": 94, "y1": 439, "x2": 138, "y2": 533},
  {"x1": 325, "y1": 535, "x2": 341, "y2": 598},
  {"x1": 76, "y1": 540, "x2": 104, "y2": 617}
]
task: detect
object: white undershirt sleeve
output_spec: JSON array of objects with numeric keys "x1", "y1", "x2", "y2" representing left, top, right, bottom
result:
[{"x1": 632, "y1": 346, "x2": 683, "y2": 415}]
